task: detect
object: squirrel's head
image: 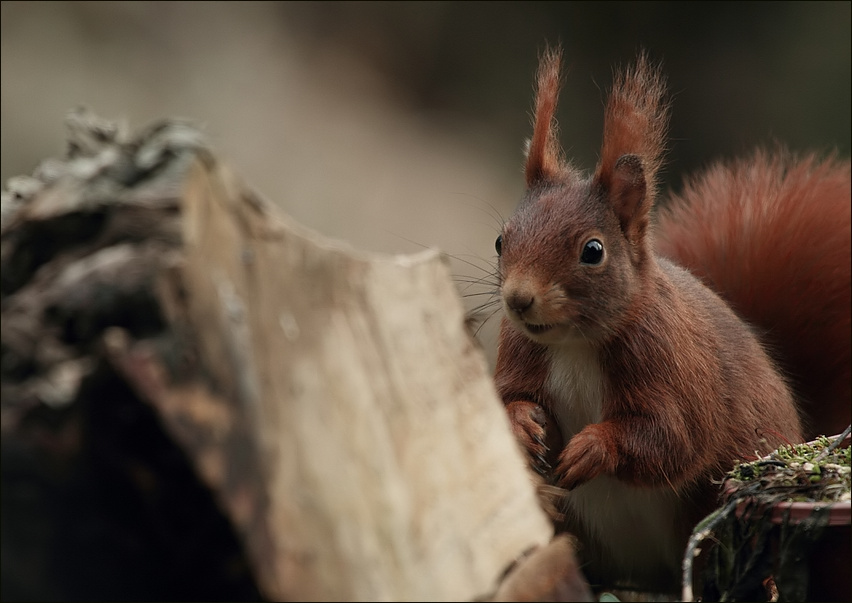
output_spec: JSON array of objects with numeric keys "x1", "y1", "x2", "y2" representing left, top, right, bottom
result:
[{"x1": 497, "y1": 46, "x2": 669, "y2": 346}]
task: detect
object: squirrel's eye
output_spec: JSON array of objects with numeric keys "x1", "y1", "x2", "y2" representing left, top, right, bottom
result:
[
  {"x1": 495, "y1": 235, "x2": 503, "y2": 256},
  {"x1": 580, "y1": 239, "x2": 604, "y2": 265}
]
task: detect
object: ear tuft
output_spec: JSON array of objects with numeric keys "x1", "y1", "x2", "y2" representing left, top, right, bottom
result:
[
  {"x1": 594, "y1": 52, "x2": 669, "y2": 207},
  {"x1": 525, "y1": 45, "x2": 566, "y2": 188}
]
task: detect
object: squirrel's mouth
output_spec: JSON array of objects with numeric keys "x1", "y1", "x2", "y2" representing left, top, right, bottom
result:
[{"x1": 524, "y1": 322, "x2": 554, "y2": 335}]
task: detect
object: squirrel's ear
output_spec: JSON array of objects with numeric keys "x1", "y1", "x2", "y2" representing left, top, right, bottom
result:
[
  {"x1": 593, "y1": 53, "x2": 668, "y2": 238},
  {"x1": 605, "y1": 154, "x2": 650, "y2": 245},
  {"x1": 525, "y1": 46, "x2": 564, "y2": 188}
]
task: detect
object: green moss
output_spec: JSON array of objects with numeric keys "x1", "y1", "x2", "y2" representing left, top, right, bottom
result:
[
  {"x1": 684, "y1": 431, "x2": 851, "y2": 601},
  {"x1": 725, "y1": 434, "x2": 851, "y2": 504}
]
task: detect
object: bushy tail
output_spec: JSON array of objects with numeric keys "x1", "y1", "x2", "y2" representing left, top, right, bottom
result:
[{"x1": 656, "y1": 150, "x2": 851, "y2": 439}]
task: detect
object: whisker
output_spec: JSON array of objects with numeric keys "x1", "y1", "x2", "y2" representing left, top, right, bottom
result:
[
  {"x1": 456, "y1": 284, "x2": 498, "y2": 299},
  {"x1": 460, "y1": 291, "x2": 500, "y2": 299},
  {"x1": 384, "y1": 231, "x2": 436, "y2": 252},
  {"x1": 453, "y1": 273, "x2": 500, "y2": 288},
  {"x1": 443, "y1": 253, "x2": 499, "y2": 278},
  {"x1": 380, "y1": 226, "x2": 504, "y2": 325},
  {"x1": 452, "y1": 268, "x2": 499, "y2": 282},
  {"x1": 467, "y1": 295, "x2": 501, "y2": 310},
  {"x1": 472, "y1": 307, "x2": 504, "y2": 338},
  {"x1": 465, "y1": 303, "x2": 502, "y2": 321},
  {"x1": 452, "y1": 270, "x2": 501, "y2": 297}
]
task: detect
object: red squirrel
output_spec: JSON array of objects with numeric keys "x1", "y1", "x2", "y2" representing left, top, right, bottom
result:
[{"x1": 493, "y1": 47, "x2": 850, "y2": 592}]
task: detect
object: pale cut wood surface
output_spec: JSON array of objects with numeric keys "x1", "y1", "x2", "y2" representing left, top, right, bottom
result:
[
  {"x1": 169, "y1": 155, "x2": 554, "y2": 600},
  {"x1": 1, "y1": 111, "x2": 554, "y2": 601}
]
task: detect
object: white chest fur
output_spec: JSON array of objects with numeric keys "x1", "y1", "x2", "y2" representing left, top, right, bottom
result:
[
  {"x1": 545, "y1": 343, "x2": 685, "y2": 587},
  {"x1": 545, "y1": 342, "x2": 604, "y2": 439}
]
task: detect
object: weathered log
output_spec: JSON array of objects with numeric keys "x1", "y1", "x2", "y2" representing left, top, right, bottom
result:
[{"x1": 1, "y1": 110, "x2": 573, "y2": 601}]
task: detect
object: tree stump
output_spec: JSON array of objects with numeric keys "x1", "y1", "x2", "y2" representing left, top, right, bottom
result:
[{"x1": 1, "y1": 110, "x2": 580, "y2": 601}]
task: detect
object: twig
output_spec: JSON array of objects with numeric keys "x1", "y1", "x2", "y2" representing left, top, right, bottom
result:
[
  {"x1": 814, "y1": 424, "x2": 851, "y2": 463},
  {"x1": 681, "y1": 498, "x2": 738, "y2": 602}
]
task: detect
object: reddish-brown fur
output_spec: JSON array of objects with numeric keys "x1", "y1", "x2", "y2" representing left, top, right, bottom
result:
[
  {"x1": 525, "y1": 46, "x2": 568, "y2": 187},
  {"x1": 493, "y1": 46, "x2": 835, "y2": 592},
  {"x1": 656, "y1": 152, "x2": 852, "y2": 439},
  {"x1": 596, "y1": 52, "x2": 668, "y2": 205}
]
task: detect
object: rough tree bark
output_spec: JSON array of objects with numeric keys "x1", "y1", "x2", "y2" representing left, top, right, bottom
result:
[{"x1": 1, "y1": 110, "x2": 589, "y2": 601}]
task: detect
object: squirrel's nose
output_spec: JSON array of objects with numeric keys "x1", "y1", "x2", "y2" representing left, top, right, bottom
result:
[{"x1": 505, "y1": 291, "x2": 534, "y2": 315}]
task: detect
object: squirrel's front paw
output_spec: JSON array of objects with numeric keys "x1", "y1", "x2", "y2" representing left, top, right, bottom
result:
[
  {"x1": 555, "y1": 425, "x2": 617, "y2": 490},
  {"x1": 505, "y1": 400, "x2": 563, "y2": 478}
]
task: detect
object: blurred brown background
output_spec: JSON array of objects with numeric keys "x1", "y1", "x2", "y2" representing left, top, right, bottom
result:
[
  {"x1": 0, "y1": 4, "x2": 850, "y2": 600},
  {"x1": 2, "y1": 1, "x2": 850, "y2": 357}
]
